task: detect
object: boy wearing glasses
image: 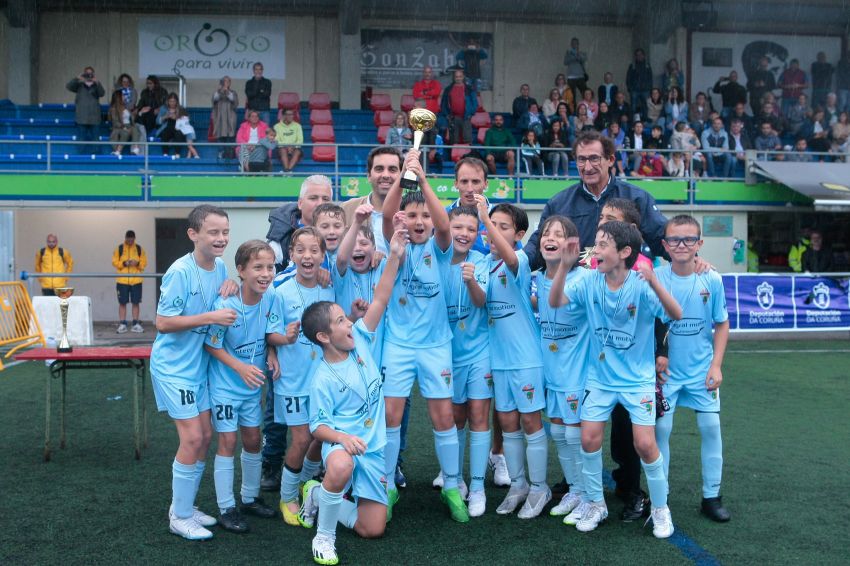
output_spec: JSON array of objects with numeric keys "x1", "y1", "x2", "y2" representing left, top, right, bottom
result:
[{"x1": 654, "y1": 215, "x2": 731, "y2": 523}]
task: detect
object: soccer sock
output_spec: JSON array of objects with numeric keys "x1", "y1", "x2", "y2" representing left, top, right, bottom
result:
[
  {"x1": 384, "y1": 426, "x2": 401, "y2": 491},
  {"x1": 316, "y1": 485, "x2": 343, "y2": 539},
  {"x1": 655, "y1": 413, "x2": 674, "y2": 483},
  {"x1": 642, "y1": 454, "x2": 668, "y2": 508},
  {"x1": 434, "y1": 427, "x2": 460, "y2": 490},
  {"x1": 300, "y1": 457, "x2": 322, "y2": 483},
  {"x1": 581, "y1": 448, "x2": 604, "y2": 503},
  {"x1": 456, "y1": 426, "x2": 467, "y2": 481},
  {"x1": 193, "y1": 460, "x2": 206, "y2": 500},
  {"x1": 525, "y1": 428, "x2": 549, "y2": 492},
  {"x1": 697, "y1": 412, "x2": 723, "y2": 498},
  {"x1": 502, "y1": 430, "x2": 527, "y2": 487},
  {"x1": 240, "y1": 450, "x2": 262, "y2": 504},
  {"x1": 564, "y1": 426, "x2": 585, "y2": 497},
  {"x1": 280, "y1": 464, "x2": 301, "y2": 503},
  {"x1": 171, "y1": 459, "x2": 197, "y2": 519},
  {"x1": 550, "y1": 423, "x2": 573, "y2": 487},
  {"x1": 214, "y1": 455, "x2": 235, "y2": 513},
  {"x1": 338, "y1": 498, "x2": 359, "y2": 529},
  {"x1": 468, "y1": 430, "x2": 490, "y2": 492}
]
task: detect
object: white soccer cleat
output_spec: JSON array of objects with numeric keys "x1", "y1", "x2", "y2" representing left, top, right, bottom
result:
[
  {"x1": 563, "y1": 500, "x2": 589, "y2": 526},
  {"x1": 312, "y1": 533, "x2": 339, "y2": 565},
  {"x1": 495, "y1": 483, "x2": 529, "y2": 515},
  {"x1": 550, "y1": 491, "x2": 583, "y2": 517},
  {"x1": 575, "y1": 501, "x2": 608, "y2": 532},
  {"x1": 459, "y1": 479, "x2": 469, "y2": 500},
  {"x1": 467, "y1": 490, "x2": 486, "y2": 517},
  {"x1": 168, "y1": 515, "x2": 213, "y2": 541},
  {"x1": 116, "y1": 323, "x2": 128, "y2": 334},
  {"x1": 432, "y1": 471, "x2": 444, "y2": 489},
  {"x1": 518, "y1": 487, "x2": 552, "y2": 519},
  {"x1": 169, "y1": 504, "x2": 217, "y2": 527},
  {"x1": 489, "y1": 452, "x2": 511, "y2": 487},
  {"x1": 648, "y1": 505, "x2": 675, "y2": 539}
]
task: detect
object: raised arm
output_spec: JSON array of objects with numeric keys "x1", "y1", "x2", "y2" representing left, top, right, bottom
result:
[
  {"x1": 548, "y1": 238, "x2": 580, "y2": 308},
  {"x1": 475, "y1": 194, "x2": 519, "y2": 274},
  {"x1": 637, "y1": 263, "x2": 682, "y2": 321},
  {"x1": 363, "y1": 229, "x2": 407, "y2": 332},
  {"x1": 381, "y1": 176, "x2": 403, "y2": 243},
  {"x1": 404, "y1": 149, "x2": 450, "y2": 251}
]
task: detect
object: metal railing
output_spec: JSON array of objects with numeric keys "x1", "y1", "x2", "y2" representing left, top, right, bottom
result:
[{"x1": 19, "y1": 272, "x2": 165, "y2": 298}]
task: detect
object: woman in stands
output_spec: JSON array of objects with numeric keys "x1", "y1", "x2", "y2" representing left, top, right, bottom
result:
[
  {"x1": 573, "y1": 102, "x2": 595, "y2": 133},
  {"x1": 212, "y1": 76, "x2": 240, "y2": 159},
  {"x1": 542, "y1": 89, "x2": 562, "y2": 121},
  {"x1": 156, "y1": 93, "x2": 187, "y2": 158},
  {"x1": 108, "y1": 90, "x2": 142, "y2": 156},
  {"x1": 576, "y1": 88, "x2": 598, "y2": 121},
  {"x1": 663, "y1": 58, "x2": 685, "y2": 96},
  {"x1": 542, "y1": 118, "x2": 570, "y2": 176},
  {"x1": 136, "y1": 75, "x2": 167, "y2": 139},
  {"x1": 830, "y1": 111, "x2": 850, "y2": 153},
  {"x1": 645, "y1": 88, "x2": 666, "y2": 131},
  {"x1": 387, "y1": 112, "x2": 413, "y2": 149},
  {"x1": 114, "y1": 74, "x2": 137, "y2": 113},
  {"x1": 593, "y1": 101, "x2": 612, "y2": 132},
  {"x1": 236, "y1": 110, "x2": 270, "y2": 171},
  {"x1": 664, "y1": 86, "x2": 689, "y2": 135}
]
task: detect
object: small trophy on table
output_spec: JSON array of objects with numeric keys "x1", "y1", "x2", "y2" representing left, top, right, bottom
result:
[
  {"x1": 54, "y1": 287, "x2": 74, "y2": 353},
  {"x1": 399, "y1": 108, "x2": 437, "y2": 193}
]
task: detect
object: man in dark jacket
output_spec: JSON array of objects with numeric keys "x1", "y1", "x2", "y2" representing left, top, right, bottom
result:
[
  {"x1": 626, "y1": 49, "x2": 653, "y2": 120},
  {"x1": 66, "y1": 66, "x2": 105, "y2": 154},
  {"x1": 802, "y1": 230, "x2": 834, "y2": 272},
  {"x1": 713, "y1": 71, "x2": 748, "y2": 117},
  {"x1": 440, "y1": 69, "x2": 478, "y2": 145},
  {"x1": 245, "y1": 62, "x2": 272, "y2": 125}
]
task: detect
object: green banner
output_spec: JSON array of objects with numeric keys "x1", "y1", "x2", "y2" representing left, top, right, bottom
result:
[
  {"x1": 694, "y1": 181, "x2": 812, "y2": 204},
  {"x1": 520, "y1": 178, "x2": 689, "y2": 202},
  {"x1": 150, "y1": 176, "x2": 304, "y2": 199},
  {"x1": 339, "y1": 176, "x2": 516, "y2": 202},
  {"x1": 0, "y1": 175, "x2": 141, "y2": 198}
]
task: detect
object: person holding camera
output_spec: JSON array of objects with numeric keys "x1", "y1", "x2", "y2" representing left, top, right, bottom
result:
[
  {"x1": 112, "y1": 230, "x2": 147, "y2": 334},
  {"x1": 713, "y1": 71, "x2": 748, "y2": 118},
  {"x1": 66, "y1": 66, "x2": 105, "y2": 154}
]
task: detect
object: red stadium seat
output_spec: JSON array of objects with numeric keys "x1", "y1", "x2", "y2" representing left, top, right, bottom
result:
[
  {"x1": 277, "y1": 92, "x2": 300, "y2": 110},
  {"x1": 312, "y1": 145, "x2": 336, "y2": 162},
  {"x1": 373, "y1": 110, "x2": 394, "y2": 127},
  {"x1": 369, "y1": 93, "x2": 393, "y2": 111},
  {"x1": 476, "y1": 127, "x2": 489, "y2": 144},
  {"x1": 451, "y1": 146, "x2": 472, "y2": 162},
  {"x1": 309, "y1": 109, "x2": 333, "y2": 125},
  {"x1": 477, "y1": 94, "x2": 485, "y2": 112},
  {"x1": 377, "y1": 126, "x2": 390, "y2": 144},
  {"x1": 471, "y1": 111, "x2": 491, "y2": 128},
  {"x1": 310, "y1": 125, "x2": 336, "y2": 143},
  {"x1": 400, "y1": 94, "x2": 415, "y2": 113},
  {"x1": 308, "y1": 92, "x2": 331, "y2": 110}
]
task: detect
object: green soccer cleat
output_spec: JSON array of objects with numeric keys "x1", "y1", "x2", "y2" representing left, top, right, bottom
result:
[
  {"x1": 441, "y1": 487, "x2": 470, "y2": 523},
  {"x1": 386, "y1": 488, "x2": 400, "y2": 522},
  {"x1": 299, "y1": 480, "x2": 321, "y2": 528},
  {"x1": 312, "y1": 533, "x2": 339, "y2": 565}
]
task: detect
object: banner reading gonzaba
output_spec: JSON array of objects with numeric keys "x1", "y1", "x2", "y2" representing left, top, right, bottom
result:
[
  {"x1": 138, "y1": 17, "x2": 286, "y2": 79},
  {"x1": 361, "y1": 30, "x2": 493, "y2": 90}
]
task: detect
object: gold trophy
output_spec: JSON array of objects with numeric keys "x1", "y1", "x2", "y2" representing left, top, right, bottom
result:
[
  {"x1": 55, "y1": 287, "x2": 74, "y2": 353},
  {"x1": 400, "y1": 108, "x2": 437, "y2": 192}
]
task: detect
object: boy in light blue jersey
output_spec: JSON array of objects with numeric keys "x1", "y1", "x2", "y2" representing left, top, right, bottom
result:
[
  {"x1": 477, "y1": 198, "x2": 551, "y2": 519},
  {"x1": 204, "y1": 240, "x2": 279, "y2": 532},
  {"x1": 273, "y1": 202, "x2": 343, "y2": 289},
  {"x1": 296, "y1": 228, "x2": 407, "y2": 566},
  {"x1": 150, "y1": 204, "x2": 239, "y2": 541},
  {"x1": 380, "y1": 148, "x2": 468, "y2": 523},
  {"x1": 550, "y1": 221, "x2": 682, "y2": 538},
  {"x1": 534, "y1": 215, "x2": 594, "y2": 523},
  {"x1": 654, "y1": 215, "x2": 731, "y2": 523},
  {"x1": 267, "y1": 227, "x2": 336, "y2": 526}
]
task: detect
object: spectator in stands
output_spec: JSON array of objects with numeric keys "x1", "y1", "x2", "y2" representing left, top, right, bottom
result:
[
  {"x1": 542, "y1": 88, "x2": 562, "y2": 120},
  {"x1": 520, "y1": 130, "x2": 544, "y2": 175},
  {"x1": 577, "y1": 88, "x2": 599, "y2": 121},
  {"x1": 824, "y1": 92, "x2": 840, "y2": 125},
  {"x1": 713, "y1": 71, "x2": 748, "y2": 117},
  {"x1": 830, "y1": 111, "x2": 850, "y2": 153},
  {"x1": 236, "y1": 110, "x2": 270, "y2": 171},
  {"x1": 517, "y1": 102, "x2": 547, "y2": 139},
  {"x1": 700, "y1": 116, "x2": 732, "y2": 178},
  {"x1": 274, "y1": 108, "x2": 304, "y2": 172},
  {"x1": 726, "y1": 101, "x2": 755, "y2": 137},
  {"x1": 811, "y1": 52, "x2": 835, "y2": 108},
  {"x1": 799, "y1": 108, "x2": 830, "y2": 154},
  {"x1": 689, "y1": 91, "x2": 711, "y2": 135},
  {"x1": 66, "y1": 66, "x2": 105, "y2": 154},
  {"x1": 554, "y1": 74, "x2": 575, "y2": 114},
  {"x1": 155, "y1": 93, "x2": 186, "y2": 157},
  {"x1": 175, "y1": 107, "x2": 199, "y2": 159},
  {"x1": 413, "y1": 66, "x2": 442, "y2": 115},
  {"x1": 456, "y1": 38, "x2": 488, "y2": 89},
  {"x1": 788, "y1": 227, "x2": 811, "y2": 273},
  {"x1": 836, "y1": 51, "x2": 850, "y2": 112},
  {"x1": 785, "y1": 94, "x2": 811, "y2": 138},
  {"x1": 563, "y1": 37, "x2": 588, "y2": 103},
  {"x1": 626, "y1": 120, "x2": 648, "y2": 172},
  {"x1": 664, "y1": 86, "x2": 688, "y2": 134},
  {"x1": 747, "y1": 56, "x2": 776, "y2": 116},
  {"x1": 574, "y1": 102, "x2": 595, "y2": 132},
  {"x1": 440, "y1": 69, "x2": 477, "y2": 145},
  {"x1": 35, "y1": 234, "x2": 73, "y2": 296},
  {"x1": 387, "y1": 111, "x2": 413, "y2": 148},
  {"x1": 626, "y1": 48, "x2": 653, "y2": 118},
  {"x1": 801, "y1": 230, "x2": 833, "y2": 272},
  {"x1": 610, "y1": 91, "x2": 632, "y2": 127},
  {"x1": 602, "y1": 121, "x2": 627, "y2": 176},
  {"x1": 754, "y1": 121, "x2": 784, "y2": 159},
  {"x1": 666, "y1": 151, "x2": 687, "y2": 177},
  {"x1": 247, "y1": 128, "x2": 277, "y2": 173},
  {"x1": 594, "y1": 101, "x2": 612, "y2": 132},
  {"x1": 483, "y1": 114, "x2": 516, "y2": 176},
  {"x1": 630, "y1": 149, "x2": 664, "y2": 177},
  {"x1": 136, "y1": 75, "x2": 167, "y2": 140},
  {"x1": 542, "y1": 119, "x2": 569, "y2": 176},
  {"x1": 648, "y1": 123, "x2": 665, "y2": 149},
  {"x1": 662, "y1": 58, "x2": 685, "y2": 96},
  {"x1": 245, "y1": 62, "x2": 272, "y2": 125},
  {"x1": 512, "y1": 84, "x2": 538, "y2": 123},
  {"x1": 645, "y1": 87, "x2": 665, "y2": 129},
  {"x1": 212, "y1": 76, "x2": 239, "y2": 159},
  {"x1": 757, "y1": 101, "x2": 785, "y2": 136},
  {"x1": 108, "y1": 90, "x2": 142, "y2": 156},
  {"x1": 671, "y1": 121, "x2": 705, "y2": 176},
  {"x1": 728, "y1": 118, "x2": 754, "y2": 170},
  {"x1": 553, "y1": 102, "x2": 573, "y2": 140},
  {"x1": 778, "y1": 59, "x2": 808, "y2": 116},
  {"x1": 598, "y1": 72, "x2": 619, "y2": 107},
  {"x1": 786, "y1": 137, "x2": 813, "y2": 162},
  {"x1": 114, "y1": 74, "x2": 137, "y2": 113},
  {"x1": 112, "y1": 229, "x2": 147, "y2": 334}
]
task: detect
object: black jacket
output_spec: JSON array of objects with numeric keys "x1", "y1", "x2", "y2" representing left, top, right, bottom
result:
[
  {"x1": 245, "y1": 77, "x2": 272, "y2": 111},
  {"x1": 265, "y1": 202, "x2": 301, "y2": 271},
  {"x1": 802, "y1": 248, "x2": 834, "y2": 273}
]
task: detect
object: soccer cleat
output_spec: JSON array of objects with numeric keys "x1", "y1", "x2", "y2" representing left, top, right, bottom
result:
[
  {"x1": 467, "y1": 490, "x2": 486, "y2": 517},
  {"x1": 489, "y1": 452, "x2": 511, "y2": 487},
  {"x1": 563, "y1": 501, "x2": 589, "y2": 526},
  {"x1": 169, "y1": 504, "x2": 217, "y2": 527},
  {"x1": 441, "y1": 487, "x2": 470, "y2": 523},
  {"x1": 131, "y1": 323, "x2": 144, "y2": 333},
  {"x1": 550, "y1": 491, "x2": 583, "y2": 517},
  {"x1": 495, "y1": 483, "x2": 530, "y2": 515},
  {"x1": 648, "y1": 505, "x2": 675, "y2": 538},
  {"x1": 395, "y1": 465, "x2": 407, "y2": 489},
  {"x1": 169, "y1": 515, "x2": 213, "y2": 540},
  {"x1": 386, "y1": 487, "x2": 400, "y2": 522},
  {"x1": 312, "y1": 533, "x2": 339, "y2": 565},
  {"x1": 240, "y1": 496, "x2": 277, "y2": 518},
  {"x1": 218, "y1": 507, "x2": 249, "y2": 533},
  {"x1": 575, "y1": 501, "x2": 608, "y2": 532},
  {"x1": 280, "y1": 499, "x2": 301, "y2": 526},
  {"x1": 116, "y1": 323, "x2": 128, "y2": 334},
  {"x1": 621, "y1": 491, "x2": 650, "y2": 522},
  {"x1": 260, "y1": 463, "x2": 281, "y2": 492},
  {"x1": 701, "y1": 496, "x2": 731, "y2": 522},
  {"x1": 432, "y1": 471, "x2": 444, "y2": 489},
  {"x1": 518, "y1": 488, "x2": 552, "y2": 519},
  {"x1": 298, "y1": 480, "x2": 321, "y2": 528}
]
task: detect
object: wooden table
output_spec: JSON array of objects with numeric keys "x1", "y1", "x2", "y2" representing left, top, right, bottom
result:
[{"x1": 15, "y1": 347, "x2": 152, "y2": 461}]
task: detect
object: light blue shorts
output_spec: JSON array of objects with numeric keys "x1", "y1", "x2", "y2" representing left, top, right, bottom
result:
[
  {"x1": 493, "y1": 367, "x2": 546, "y2": 414},
  {"x1": 210, "y1": 393, "x2": 263, "y2": 433},
  {"x1": 581, "y1": 386, "x2": 656, "y2": 426},
  {"x1": 381, "y1": 341, "x2": 453, "y2": 399},
  {"x1": 323, "y1": 444, "x2": 388, "y2": 505},
  {"x1": 546, "y1": 388, "x2": 584, "y2": 425},
  {"x1": 663, "y1": 381, "x2": 720, "y2": 413},
  {"x1": 453, "y1": 355, "x2": 493, "y2": 404},
  {"x1": 152, "y1": 376, "x2": 211, "y2": 420},
  {"x1": 274, "y1": 394, "x2": 310, "y2": 426}
]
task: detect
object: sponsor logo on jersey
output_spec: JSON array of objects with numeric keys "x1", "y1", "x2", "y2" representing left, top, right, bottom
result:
[
  {"x1": 671, "y1": 317, "x2": 705, "y2": 336},
  {"x1": 594, "y1": 327, "x2": 635, "y2": 349},
  {"x1": 487, "y1": 300, "x2": 516, "y2": 320}
]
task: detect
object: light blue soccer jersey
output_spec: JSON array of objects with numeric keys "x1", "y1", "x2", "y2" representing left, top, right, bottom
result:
[
  {"x1": 566, "y1": 270, "x2": 667, "y2": 391},
  {"x1": 384, "y1": 237, "x2": 451, "y2": 348},
  {"x1": 309, "y1": 320, "x2": 386, "y2": 454},
  {"x1": 273, "y1": 251, "x2": 336, "y2": 289},
  {"x1": 537, "y1": 267, "x2": 594, "y2": 391},
  {"x1": 151, "y1": 254, "x2": 227, "y2": 385},
  {"x1": 655, "y1": 267, "x2": 728, "y2": 385},
  {"x1": 332, "y1": 259, "x2": 387, "y2": 365},
  {"x1": 269, "y1": 277, "x2": 335, "y2": 397},
  {"x1": 205, "y1": 292, "x2": 274, "y2": 400},
  {"x1": 436, "y1": 245, "x2": 490, "y2": 365},
  {"x1": 486, "y1": 250, "x2": 543, "y2": 370}
]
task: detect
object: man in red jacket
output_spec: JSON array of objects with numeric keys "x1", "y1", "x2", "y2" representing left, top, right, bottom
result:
[{"x1": 413, "y1": 66, "x2": 442, "y2": 115}]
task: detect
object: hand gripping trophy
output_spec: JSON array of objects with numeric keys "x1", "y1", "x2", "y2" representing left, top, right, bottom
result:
[{"x1": 399, "y1": 108, "x2": 437, "y2": 192}]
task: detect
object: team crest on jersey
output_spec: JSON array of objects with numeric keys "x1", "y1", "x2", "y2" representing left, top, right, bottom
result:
[
  {"x1": 566, "y1": 394, "x2": 579, "y2": 413},
  {"x1": 173, "y1": 297, "x2": 184, "y2": 308},
  {"x1": 268, "y1": 311, "x2": 280, "y2": 323},
  {"x1": 484, "y1": 373, "x2": 493, "y2": 388},
  {"x1": 379, "y1": 476, "x2": 387, "y2": 489},
  {"x1": 441, "y1": 369, "x2": 452, "y2": 385},
  {"x1": 522, "y1": 384, "x2": 535, "y2": 401},
  {"x1": 499, "y1": 271, "x2": 507, "y2": 287},
  {"x1": 700, "y1": 289, "x2": 710, "y2": 304},
  {"x1": 627, "y1": 303, "x2": 636, "y2": 318},
  {"x1": 640, "y1": 396, "x2": 653, "y2": 414},
  {"x1": 711, "y1": 390, "x2": 718, "y2": 400},
  {"x1": 424, "y1": 253, "x2": 432, "y2": 267}
]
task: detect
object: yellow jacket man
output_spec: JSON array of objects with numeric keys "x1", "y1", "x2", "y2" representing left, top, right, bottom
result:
[
  {"x1": 111, "y1": 230, "x2": 147, "y2": 333},
  {"x1": 35, "y1": 234, "x2": 73, "y2": 295}
]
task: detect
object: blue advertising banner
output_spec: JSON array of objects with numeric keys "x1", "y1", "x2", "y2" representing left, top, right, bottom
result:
[
  {"x1": 793, "y1": 276, "x2": 850, "y2": 329},
  {"x1": 736, "y1": 276, "x2": 795, "y2": 330}
]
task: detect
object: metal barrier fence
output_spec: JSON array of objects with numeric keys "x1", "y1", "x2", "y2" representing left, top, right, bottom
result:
[{"x1": 0, "y1": 281, "x2": 45, "y2": 369}]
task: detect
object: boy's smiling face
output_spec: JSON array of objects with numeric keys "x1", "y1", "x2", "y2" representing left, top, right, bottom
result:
[
  {"x1": 237, "y1": 249, "x2": 275, "y2": 296},
  {"x1": 189, "y1": 213, "x2": 230, "y2": 260},
  {"x1": 291, "y1": 234, "x2": 324, "y2": 281},
  {"x1": 449, "y1": 213, "x2": 479, "y2": 255},
  {"x1": 490, "y1": 211, "x2": 524, "y2": 249},
  {"x1": 350, "y1": 232, "x2": 376, "y2": 274},
  {"x1": 315, "y1": 212, "x2": 345, "y2": 252},
  {"x1": 593, "y1": 230, "x2": 629, "y2": 274},
  {"x1": 403, "y1": 203, "x2": 433, "y2": 245},
  {"x1": 540, "y1": 221, "x2": 567, "y2": 263}
]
